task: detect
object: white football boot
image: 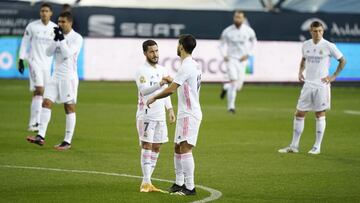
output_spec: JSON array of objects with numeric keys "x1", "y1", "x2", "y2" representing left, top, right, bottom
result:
[
  {"x1": 308, "y1": 147, "x2": 320, "y2": 155},
  {"x1": 278, "y1": 146, "x2": 299, "y2": 153}
]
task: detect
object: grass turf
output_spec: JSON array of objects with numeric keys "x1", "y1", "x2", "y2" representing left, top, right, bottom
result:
[{"x1": 0, "y1": 79, "x2": 359, "y2": 202}]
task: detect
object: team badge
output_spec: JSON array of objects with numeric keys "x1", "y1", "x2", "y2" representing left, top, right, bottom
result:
[
  {"x1": 139, "y1": 76, "x2": 146, "y2": 83},
  {"x1": 319, "y1": 50, "x2": 323, "y2": 55}
]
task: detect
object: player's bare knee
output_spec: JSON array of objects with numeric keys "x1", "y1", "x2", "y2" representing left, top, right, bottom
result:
[
  {"x1": 179, "y1": 141, "x2": 193, "y2": 154},
  {"x1": 315, "y1": 111, "x2": 326, "y2": 118},
  {"x1": 142, "y1": 142, "x2": 152, "y2": 150},
  {"x1": 64, "y1": 104, "x2": 76, "y2": 114},
  {"x1": 34, "y1": 87, "x2": 44, "y2": 96},
  {"x1": 42, "y1": 99, "x2": 53, "y2": 109},
  {"x1": 295, "y1": 110, "x2": 306, "y2": 118},
  {"x1": 174, "y1": 144, "x2": 181, "y2": 154},
  {"x1": 152, "y1": 143, "x2": 161, "y2": 153}
]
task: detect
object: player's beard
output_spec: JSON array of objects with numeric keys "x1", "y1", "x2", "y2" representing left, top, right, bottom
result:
[
  {"x1": 177, "y1": 46, "x2": 181, "y2": 57},
  {"x1": 147, "y1": 57, "x2": 158, "y2": 65}
]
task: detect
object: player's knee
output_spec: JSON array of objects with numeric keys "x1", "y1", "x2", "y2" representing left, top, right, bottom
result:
[
  {"x1": 64, "y1": 104, "x2": 76, "y2": 114},
  {"x1": 295, "y1": 110, "x2": 306, "y2": 118},
  {"x1": 33, "y1": 87, "x2": 44, "y2": 96},
  {"x1": 42, "y1": 99, "x2": 53, "y2": 108},
  {"x1": 152, "y1": 145, "x2": 161, "y2": 153},
  {"x1": 174, "y1": 144, "x2": 181, "y2": 154},
  {"x1": 142, "y1": 142, "x2": 152, "y2": 150},
  {"x1": 315, "y1": 111, "x2": 326, "y2": 118},
  {"x1": 179, "y1": 141, "x2": 193, "y2": 154}
]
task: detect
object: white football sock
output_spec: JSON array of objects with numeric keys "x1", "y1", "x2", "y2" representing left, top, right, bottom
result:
[
  {"x1": 227, "y1": 83, "x2": 237, "y2": 110},
  {"x1": 314, "y1": 116, "x2": 326, "y2": 150},
  {"x1": 181, "y1": 152, "x2": 195, "y2": 190},
  {"x1": 150, "y1": 151, "x2": 159, "y2": 176},
  {"x1": 141, "y1": 149, "x2": 152, "y2": 184},
  {"x1": 290, "y1": 116, "x2": 305, "y2": 149},
  {"x1": 174, "y1": 153, "x2": 184, "y2": 186},
  {"x1": 64, "y1": 113, "x2": 76, "y2": 144},
  {"x1": 38, "y1": 108, "x2": 51, "y2": 139},
  {"x1": 29, "y1": 95, "x2": 42, "y2": 126}
]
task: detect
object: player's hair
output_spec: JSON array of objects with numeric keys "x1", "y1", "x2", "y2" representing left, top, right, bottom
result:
[
  {"x1": 59, "y1": 11, "x2": 73, "y2": 22},
  {"x1": 40, "y1": 2, "x2": 53, "y2": 11},
  {"x1": 142, "y1": 40, "x2": 158, "y2": 52},
  {"x1": 178, "y1": 34, "x2": 196, "y2": 54},
  {"x1": 234, "y1": 10, "x2": 245, "y2": 16},
  {"x1": 310, "y1": 21, "x2": 323, "y2": 28}
]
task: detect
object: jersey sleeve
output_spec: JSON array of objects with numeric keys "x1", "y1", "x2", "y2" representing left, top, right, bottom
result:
[
  {"x1": 329, "y1": 43, "x2": 343, "y2": 60},
  {"x1": 135, "y1": 69, "x2": 161, "y2": 96},
  {"x1": 19, "y1": 24, "x2": 32, "y2": 60},
  {"x1": 59, "y1": 34, "x2": 83, "y2": 58},
  {"x1": 247, "y1": 27, "x2": 257, "y2": 56},
  {"x1": 218, "y1": 29, "x2": 227, "y2": 57},
  {"x1": 173, "y1": 65, "x2": 190, "y2": 86}
]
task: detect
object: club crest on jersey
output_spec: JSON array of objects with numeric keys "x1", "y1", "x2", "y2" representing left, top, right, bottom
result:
[
  {"x1": 319, "y1": 50, "x2": 323, "y2": 55},
  {"x1": 139, "y1": 76, "x2": 146, "y2": 83}
]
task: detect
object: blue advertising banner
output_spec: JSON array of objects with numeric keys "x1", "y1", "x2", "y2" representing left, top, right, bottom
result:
[{"x1": 0, "y1": 37, "x2": 84, "y2": 80}]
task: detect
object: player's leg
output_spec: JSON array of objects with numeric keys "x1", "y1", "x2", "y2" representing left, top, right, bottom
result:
[
  {"x1": 172, "y1": 117, "x2": 200, "y2": 195},
  {"x1": 279, "y1": 86, "x2": 311, "y2": 153},
  {"x1": 26, "y1": 98, "x2": 53, "y2": 146},
  {"x1": 138, "y1": 120, "x2": 156, "y2": 192},
  {"x1": 27, "y1": 64, "x2": 45, "y2": 132},
  {"x1": 226, "y1": 59, "x2": 239, "y2": 113},
  {"x1": 236, "y1": 61, "x2": 247, "y2": 91},
  {"x1": 53, "y1": 103, "x2": 76, "y2": 151},
  {"x1": 309, "y1": 85, "x2": 330, "y2": 154},
  {"x1": 150, "y1": 121, "x2": 168, "y2": 178}
]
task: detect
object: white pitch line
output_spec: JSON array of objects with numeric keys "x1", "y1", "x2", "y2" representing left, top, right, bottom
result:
[
  {"x1": 0, "y1": 165, "x2": 222, "y2": 203},
  {"x1": 344, "y1": 110, "x2": 360, "y2": 115}
]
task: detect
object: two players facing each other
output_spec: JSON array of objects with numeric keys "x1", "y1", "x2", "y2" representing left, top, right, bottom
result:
[
  {"x1": 19, "y1": 3, "x2": 83, "y2": 150},
  {"x1": 136, "y1": 35, "x2": 202, "y2": 195}
]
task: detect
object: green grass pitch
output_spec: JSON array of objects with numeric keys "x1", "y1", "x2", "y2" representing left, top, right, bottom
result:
[{"x1": 0, "y1": 79, "x2": 359, "y2": 202}]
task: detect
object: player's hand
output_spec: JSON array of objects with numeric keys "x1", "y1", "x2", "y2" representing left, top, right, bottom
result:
[
  {"x1": 53, "y1": 27, "x2": 60, "y2": 41},
  {"x1": 57, "y1": 27, "x2": 65, "y2": 41},
  {"x1": 18, "y1": 59, "x2": 25, "y2": 74},
  {"x1": 298, "y1": 72, "x2": 305, "y2": 82},
  {"x1": 321, "y1": 76, "x2": 335, "y2": 84},
  {"x1": 224, "y1": 56, "x2": 229, "y2": 62},
  {"x1": 168, "y1": 108, "x2": 176, "y2": 124},
  {"x1": 146, "y1": 97, "x2": 156, "y2": 108},
  {"x1": 162, "y1": 76, "x2": 173, "y2": 84},
  {"x1": 240, "y1": 55, "x2": 248, "y2": 62}
]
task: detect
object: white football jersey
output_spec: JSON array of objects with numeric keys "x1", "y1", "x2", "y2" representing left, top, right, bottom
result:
[
  {"x1": 302, "y1": 38, "x2": 343, "y2": 86},
  {"x1": 19, "y1": 19, "x2": 57, "y2": 69},
  {"x1": 46, "y1": 29, "x2": 83, "y2": 80},
  {"x1": 136, "y1": 62, "x2": 172, "y2": 121},
  {"x1": 173, "y1": 56, "x2": 202, "y2": 120},
  {"x1": 219, "y1": 24, "x2": 257, "y2": 59}
]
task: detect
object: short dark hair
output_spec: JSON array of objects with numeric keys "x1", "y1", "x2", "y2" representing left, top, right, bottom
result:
[
  {"x1": 40, "y1": 3, "x2": 52, "y2": 11},
  {"x1": 59, "y1": 11, "x2": 73, "y2": 22},
  {"x1": 310, "y1": 21, "x2": 324, "y2": 28},
  {"x1": 142, "y1": 40, "x2": 157, "y2": 52},
  {"x1": 234, "y1": 10, "x2": 245, "y2": 16},
  {"x1": 178, "y1": 34, "x2": 196, "y2": 54}
]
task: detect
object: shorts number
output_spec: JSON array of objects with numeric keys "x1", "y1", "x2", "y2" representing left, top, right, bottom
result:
[{"x1": 144, "y1": 122, "x2": 149, "y2": 132}]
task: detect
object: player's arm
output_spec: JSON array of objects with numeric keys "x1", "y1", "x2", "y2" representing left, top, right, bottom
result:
[
  {"x1": 46, "y1": 41, "x2": 58, "y2": 56},
  {"x1": 59, "y1": 35, "x2": 83, "y2": 58},
  {"x1": 218, "y1": 30, "x2": 228, "y2": 61},
  {"x1": 164, "y1": 96, "x2": 176, "y2": 124},
  {"x1": 241, "y1": 29, "x2": 257, "y2": 62},
  {"x1": 298, "y1": 57, "x2": 306, "y2": 82},
  {"x1": 146, "y1": 82, "x2": 179, "y2": 108},
  {"x1": 138, "y1": 78, "x2": 167, "y2": 96},
  {"x1": 323, "y1": 57, "x2": 346, "y2": 84},
  {"x1": 18, "y1": 25, "x2": 31, "y2": 74}
]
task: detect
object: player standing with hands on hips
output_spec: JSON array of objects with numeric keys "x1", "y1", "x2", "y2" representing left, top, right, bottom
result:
[
  {"x1": 279, "y1": 21, "x2": 346, "y2": 155},
  {"x1": 26, "y1": 12, "x2": 83, "y2": 151},
  {"x1": 147, "y1": 34, "x2": 202, "y2": 196},
  {"x1": 18, "y1": 3, "x2": 57, "y2": 132}
]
